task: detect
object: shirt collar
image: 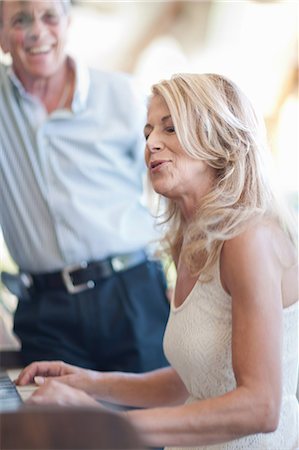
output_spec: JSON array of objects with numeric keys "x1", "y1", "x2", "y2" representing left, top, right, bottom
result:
[
  {"x1": 69, "y1": 55, "x2": 90, "y2": 113},
  {"x1": 7, "y1": 55, "x2": 90, "y2": 113},
  {"x1": 7, "y1": 66, "x2": 32, "y2": 100}
]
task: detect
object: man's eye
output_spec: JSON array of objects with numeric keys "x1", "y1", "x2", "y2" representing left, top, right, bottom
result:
[
  {"x1": 42, "y1": 12, "x2": 60, "y2": 25},
  {"x1": 12, "y1": 15, "x2": 31, "y2": 27}
]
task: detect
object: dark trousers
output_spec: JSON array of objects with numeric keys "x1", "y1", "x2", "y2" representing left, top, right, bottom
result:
[{"x1": 13, "y1": 260, "x2": 170, "y2": 373}]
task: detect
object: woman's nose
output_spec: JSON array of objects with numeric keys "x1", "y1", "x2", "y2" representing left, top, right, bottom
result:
[
  {"x1": 149, "y1": 144, "x2": 163, "y2": 153},
  {"x1": 147, "y1": 136, "x2": 164, "y2": 153}
]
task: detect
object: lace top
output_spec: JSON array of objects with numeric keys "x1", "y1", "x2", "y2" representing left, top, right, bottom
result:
[{"x1": 163, "y1": 260, "x2": 299, "y2": 450}]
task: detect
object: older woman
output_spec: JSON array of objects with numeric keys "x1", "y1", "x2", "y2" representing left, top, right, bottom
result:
[{"x1": 17, "y1": 73, "x2": 298, "y2": 449}]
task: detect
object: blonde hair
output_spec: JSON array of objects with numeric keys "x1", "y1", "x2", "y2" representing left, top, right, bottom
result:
[{"x1": 151, "y1": 73, "x2": 296, "y2": 280}]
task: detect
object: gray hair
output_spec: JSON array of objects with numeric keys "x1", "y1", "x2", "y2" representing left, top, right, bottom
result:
[{"x1": 0, "y1": 0, "x2": 71, "y2": 26}]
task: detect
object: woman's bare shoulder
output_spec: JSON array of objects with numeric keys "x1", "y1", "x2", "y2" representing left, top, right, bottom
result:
[
  {"x1": 223, "y1": 219, "x2": 295, "y2": 261},
  {"x1": 221, "y1": 219, "x2": 298, "y2": 307},
  {"x1": 221, "y1": 221, "x2": 275, "y2": 263}
]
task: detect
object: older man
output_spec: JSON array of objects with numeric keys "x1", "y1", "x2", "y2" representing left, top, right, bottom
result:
[{"x1": 0, "y1": 0, "x2": 169, "y2": 372}]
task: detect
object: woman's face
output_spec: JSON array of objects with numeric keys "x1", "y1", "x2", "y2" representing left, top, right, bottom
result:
[{"x1": 144, "y1": 94, "x2": 216, "y2": 213}]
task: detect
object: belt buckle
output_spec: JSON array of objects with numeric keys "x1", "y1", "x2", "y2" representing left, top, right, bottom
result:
[
  {"x1": 62, "y1": 262, "x2": 95, "y2": 294},
  {"x1": 111, "y1": 256, "x2": 127, "y2": 272}
]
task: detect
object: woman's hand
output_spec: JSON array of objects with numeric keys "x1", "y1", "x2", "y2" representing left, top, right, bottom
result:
[
  {"x1": 34, "y1": 369, "x2": 102, "y2": 396},
  {"x1": 26, "y1": 379, "x2": 101, "y2": 408},
  {"x1": 16, "y1": 361, "x2": 88, "y2": 386}
]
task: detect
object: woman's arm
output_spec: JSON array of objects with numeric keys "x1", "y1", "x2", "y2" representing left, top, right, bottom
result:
[
  {"x1": 69, "y1": 366, "x2": 189, "y2": 408},
  {"x1": 125, "y1": 224, "x2": 284, "y2": 447},
  {"x1": 18, "y1": 363, "x2": 188, "y2": 409}
]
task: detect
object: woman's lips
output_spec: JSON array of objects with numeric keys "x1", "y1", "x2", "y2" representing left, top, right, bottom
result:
[{"x1": 150, "y1": 160, "x2": 171, "y2": 172}]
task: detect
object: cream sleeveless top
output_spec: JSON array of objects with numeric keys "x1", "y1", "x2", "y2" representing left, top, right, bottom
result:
[{"x1": 163, "y1": 260, "x2": 299, "y2": 450}]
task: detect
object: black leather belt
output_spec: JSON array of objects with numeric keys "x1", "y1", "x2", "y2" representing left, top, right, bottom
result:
[{"x1": 22, "y1": 250, "x2": 148, "y2": 295}]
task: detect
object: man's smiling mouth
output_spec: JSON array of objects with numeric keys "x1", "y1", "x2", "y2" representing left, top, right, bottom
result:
[{"x1": 27, "y1": 45, "x2": 52, "y2": 55}]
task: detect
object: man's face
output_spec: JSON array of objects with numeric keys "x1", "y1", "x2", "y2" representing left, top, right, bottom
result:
[{"x1": 0, "y1": 1, "x2": 70, "y2": 80}]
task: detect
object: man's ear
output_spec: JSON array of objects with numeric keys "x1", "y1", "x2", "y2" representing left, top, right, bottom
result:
[
  {"x1": 66, "y1": 14, "x2": 71, "y2": 30},
  {"x1": 0, "y1": 30, "x2": 10, "y2": 54}
]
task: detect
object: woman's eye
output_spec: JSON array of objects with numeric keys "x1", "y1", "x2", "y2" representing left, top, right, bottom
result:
[
  {"x1": 165, "y1": 127, "x2": 175, "y2": 134},
  {"x1": 143, "y1": 129, "x2": 151, "y2": 140}
]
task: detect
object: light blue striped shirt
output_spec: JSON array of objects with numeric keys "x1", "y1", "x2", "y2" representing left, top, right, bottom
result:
[{"x1": 0, "y1": 58, "x2": 158, "y2": 273}]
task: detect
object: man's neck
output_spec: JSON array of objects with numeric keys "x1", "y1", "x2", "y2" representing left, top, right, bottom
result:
[{"x1": 14, "y1": 58, "x2": 74, "y2": 113}]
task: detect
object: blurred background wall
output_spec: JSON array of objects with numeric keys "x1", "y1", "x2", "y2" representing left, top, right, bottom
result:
[
  {"x1": 0, "y1": 0, "x2": 298, "y2": 347},
  {"x1": 71, "y1": 0, "x2": 298, "y2": 197}
]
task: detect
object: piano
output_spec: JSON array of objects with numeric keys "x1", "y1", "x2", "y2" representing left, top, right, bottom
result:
[{"x1": 0, "y1": 351, "x2": 145, "y2": 449}]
